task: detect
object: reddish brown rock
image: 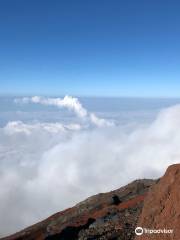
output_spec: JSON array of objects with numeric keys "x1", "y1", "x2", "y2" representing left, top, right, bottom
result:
[
  {"x1": 136, "y1": 164, "x2": 180, "y2": 240},
  {"x1": 0, "y1": 179, "x2": 155, "y2": 240}
]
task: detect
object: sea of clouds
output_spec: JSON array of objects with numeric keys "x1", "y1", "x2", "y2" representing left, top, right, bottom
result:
[{"x1": 0, "y1": 96, "x2": 180, "y2": 236}]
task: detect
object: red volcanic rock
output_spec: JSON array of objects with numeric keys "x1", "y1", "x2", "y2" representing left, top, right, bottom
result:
[
  {"x1": 136, "y1": 164, "x2": 180, "y2": 240},
  {"x1": 0, "y1": 179, "x2": 155, "y2": 240}
]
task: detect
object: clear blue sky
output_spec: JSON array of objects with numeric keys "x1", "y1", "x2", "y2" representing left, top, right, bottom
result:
[{"x1": 0, "y1": 0, "x2": 180, "y2": 97}]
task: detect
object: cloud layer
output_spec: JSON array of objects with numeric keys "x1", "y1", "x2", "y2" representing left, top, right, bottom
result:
[{"x1": 0, "y1": 98, "x2": 180, "y2": 236}]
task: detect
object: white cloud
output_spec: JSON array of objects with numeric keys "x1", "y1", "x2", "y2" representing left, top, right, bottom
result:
[
  {"x1": 15, "y1": 96, "x2": 113, "y2": 127},
  {"x1": 89, "y1": 113, "x2": 114, "y2": 127},
  {"x1": 4, "y1": 121, "x2": 81, "y2": 135},
  {"x1": 0, "y1": 100, "x2": 180, "y2": 236}
]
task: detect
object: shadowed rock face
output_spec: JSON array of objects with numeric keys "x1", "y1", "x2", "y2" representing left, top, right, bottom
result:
[
  {"x1": 136, "y1": 164, "x2": 180, "y2": 240},
  {"x1": 0, "y1": 179, "x2": 155, "y2": 240}
]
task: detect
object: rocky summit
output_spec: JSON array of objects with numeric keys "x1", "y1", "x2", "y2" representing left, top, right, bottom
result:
[{"x1": 1, "y1": 164, "x2": 180, "y2": 240}]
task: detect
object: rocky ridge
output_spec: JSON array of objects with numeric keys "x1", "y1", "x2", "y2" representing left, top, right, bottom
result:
[
  {"x1": 1, "y1": 179, "x2": 155, "y2": 240},
  {"x1": 2, "y1": 164, "x2": 180, "y2": 240}
]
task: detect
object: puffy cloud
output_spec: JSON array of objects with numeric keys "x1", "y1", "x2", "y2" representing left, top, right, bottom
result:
[
  {"x1": 89, "y1": 113, "x2": 114, "y2": 127},
  {"x1": 15, "y1": 96, "x2": 113, "y2": 127},
  {"x1": 4, "y1": 121, "x2": 81, "y2": 135},
  {"x1": 0, "y1": 100, "x2": 180, "y2": 236},
  {"x1": 30, "y1": 95, "x2": 88, "y2": 118}
]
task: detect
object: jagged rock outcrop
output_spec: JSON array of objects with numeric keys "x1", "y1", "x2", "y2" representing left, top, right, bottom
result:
[
  {"x1": 1, "y1": 179, "x2": 155, "y2": 240},
  {"x1": 136, "y1": 164, "x2": 180, "y2": 240}
]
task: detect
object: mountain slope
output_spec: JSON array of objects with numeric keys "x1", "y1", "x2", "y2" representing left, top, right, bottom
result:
[
  {"x1": 1, "y1": 179, "x2": 155, "y2": 240},
  {"x1": 136, "y1": 164, "x2": 180, "y2": 240},
  {"x1": 3, "y1": 164, "x2": 180, "y2": 240}
]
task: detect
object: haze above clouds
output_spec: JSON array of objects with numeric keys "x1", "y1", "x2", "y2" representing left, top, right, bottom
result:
[{"x1": 0, "y1": 96, "x2": 180, "y2": 236}]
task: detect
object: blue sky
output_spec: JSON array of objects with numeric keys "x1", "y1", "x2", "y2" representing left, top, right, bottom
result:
[{"x1": 0, "y1": 0, "x2": 180, "y2": 97}]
